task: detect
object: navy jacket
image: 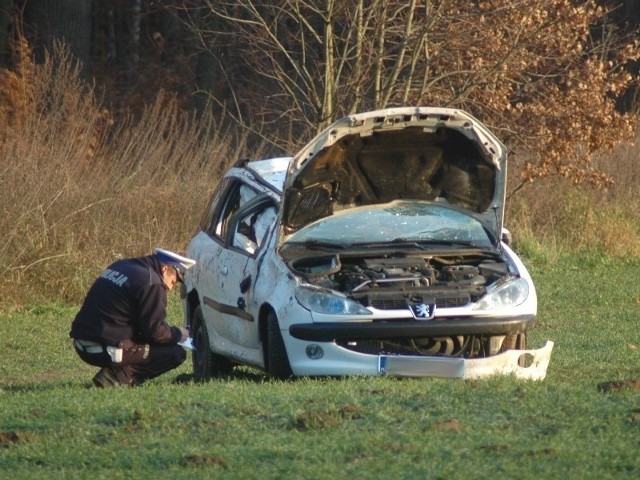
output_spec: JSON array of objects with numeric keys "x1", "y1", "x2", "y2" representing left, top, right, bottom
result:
[{"x1": 70, "y1": 255, "x2": 181, "y2": 346}]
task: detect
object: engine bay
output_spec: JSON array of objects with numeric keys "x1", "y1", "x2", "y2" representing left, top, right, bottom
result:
[
  {"x1": 290, "y1": 252, "x2": 511, "y2": 309},
  {"x1": 282, "y1": 246, "x2": 530, "y2": 357}
]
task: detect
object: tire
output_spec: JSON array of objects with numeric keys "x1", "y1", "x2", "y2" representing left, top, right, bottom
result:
[
  {"x1": 501, "y1": 332, "x2": 527, "y2": 351},
  {"x1": 191, "y1": 305, "x2": 233, "y2": 380},
  {"x1": 266, "y1": 311, "x2": 293, "y2": 380},
  {"x1": 501, "y1": 333, "x2": 529, "y2": 367}
]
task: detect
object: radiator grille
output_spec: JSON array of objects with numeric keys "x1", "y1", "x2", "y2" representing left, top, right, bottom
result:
[{"x1": 369, "y1": 294, "x2": 470, "y2": 310}]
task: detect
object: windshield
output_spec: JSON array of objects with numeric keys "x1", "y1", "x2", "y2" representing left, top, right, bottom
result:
[{"x1": 285, "y1": 200, "x2": 495, "y2": 249}]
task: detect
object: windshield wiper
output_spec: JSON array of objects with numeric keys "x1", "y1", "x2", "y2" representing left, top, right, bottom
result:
[
  {"x1": 354, "y1": 238, "x2": 487, "y2": 249},
  {"x1": 423, "y1": 239, "x2": 483, "y2": 248},
  {"x1": 419, "y1": 239, "x2": 499, "y2": 251},
  {"x1": 287, "y1": 238, "x2": 489, "y2": 251},
  {"x1": 283, "y1": 240, "x2": 346, "y2": 250},
  {"x1": 349, "y1": 239, "x2": 430, "y2": 250}
]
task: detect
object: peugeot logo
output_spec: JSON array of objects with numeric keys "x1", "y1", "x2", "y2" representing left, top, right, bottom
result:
[{"x1": 409, "y1": 303, "x2": 435, "y2": 320}]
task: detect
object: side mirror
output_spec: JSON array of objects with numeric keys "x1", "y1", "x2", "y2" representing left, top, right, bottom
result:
[{"x1": 282, "y1": 183, "x2": 333, "y2": 232}]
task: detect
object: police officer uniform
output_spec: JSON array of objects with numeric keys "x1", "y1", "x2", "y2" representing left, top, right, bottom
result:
[{"x1": 70, "y1": 248, "x2": 195, "y2": 387}]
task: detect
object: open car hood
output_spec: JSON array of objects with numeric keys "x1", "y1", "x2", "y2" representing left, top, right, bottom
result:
[{"x1": 281, "y1": 107, "x2": 508, "y2": 242}]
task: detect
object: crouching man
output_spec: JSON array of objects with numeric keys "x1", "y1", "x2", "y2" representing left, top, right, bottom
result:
[{"x1": 70, "y1": 248, "x2": 195, "y2": 387}]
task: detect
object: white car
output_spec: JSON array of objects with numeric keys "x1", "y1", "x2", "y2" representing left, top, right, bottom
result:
[{"x1": 182, "y1": 107, "x2": 553, "y2": 380}]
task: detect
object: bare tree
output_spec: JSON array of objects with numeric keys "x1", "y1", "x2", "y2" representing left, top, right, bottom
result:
[
  {"x1": 189, "y1": 0, "x2": 639, "y2": 189},
  {"x1": 194, "y1": 0, "x2": 441, "y2": 140},
  {"x1": 0, "y1": 0, "x2": 11, "y2": 67}
]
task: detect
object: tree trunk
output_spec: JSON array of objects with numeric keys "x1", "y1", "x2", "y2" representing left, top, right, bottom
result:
[
  {"x1": 23, "y1": 0, "x2": 92, "y2": 76},
  {"x1": 192, "y1": 5, "x2": 229, "y2": 115},
  {"x1": 607, "y1": 0, "x2": 640, "y2": 112},
  {"x1": 0, "y1": 0, "x2": 12, "y2": 67}
]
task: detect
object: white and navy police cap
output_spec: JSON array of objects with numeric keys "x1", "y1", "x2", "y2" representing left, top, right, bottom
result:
[{"x1": 154, "y1": 248, "x2": 196, "y2": 280}]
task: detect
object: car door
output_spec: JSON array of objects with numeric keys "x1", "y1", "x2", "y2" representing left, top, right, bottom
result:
[
  {"x1": 214, "y1": 194, "x2": 278, "y2": 364},
  {"x1": 189, "y1": 178, "x2": 249, "y2": 347},
  {"x1": 196, "y1": 177, "x2": 278, "y2": 365}
]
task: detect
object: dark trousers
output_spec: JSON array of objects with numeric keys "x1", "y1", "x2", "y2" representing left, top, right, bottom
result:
[{"x1": 75, "y1": 341, "x2": 186, "y2": 385}]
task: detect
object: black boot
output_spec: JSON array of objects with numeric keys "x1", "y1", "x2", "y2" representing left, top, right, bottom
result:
[{"x1": 92, "y1": 367, "x2": 132, "y2": 388}]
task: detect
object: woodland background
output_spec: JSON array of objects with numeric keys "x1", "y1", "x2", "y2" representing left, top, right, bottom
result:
[{"x1": 1, "y1": 0, "x2": 640, "y2": 307}]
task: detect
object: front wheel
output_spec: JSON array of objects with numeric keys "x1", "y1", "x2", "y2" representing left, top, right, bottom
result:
[
  {"x1": 191, "y1": 305, "x2": 233, "y2": 380},
  {"x1": 501, "y1": 333, "x2": 529, "y2": 367},
  {"x1": 501, "y1": 333, "x2": 527, "y2": 351},
  {"x1": 266, "y1": 311, "x2": 293, "y2": 380}
]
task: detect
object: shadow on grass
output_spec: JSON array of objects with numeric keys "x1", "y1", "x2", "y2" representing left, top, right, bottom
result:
[
  {"x1": 597, "y1": 379, "x2": 640, "y2": 393},
  {"x1": 1, "y1": 369, "x2": 270, "y2": 392},
  {"x1": 0, "y1": 380, "x2": 95, "y2": 393},
  {"x1": 170, "y1": 365, "x2": 347, "y2": 385},
  {"x1": 2, "y1": 367, "x2": 401, "y2": 392},
  {"x1": 172, "y1": 367, "x2": 269, "y2": 385}
]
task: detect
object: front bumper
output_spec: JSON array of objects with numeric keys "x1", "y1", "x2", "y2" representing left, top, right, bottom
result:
[
  {"x1": 285, "y1": 315, "x2": 553, "y2": 380},
  {"x1": 284, "y1": 338, "x2": 554, "y2": 380},
  {"x1": 289, "y1": 314, "x2": 535, "y2": 342}
]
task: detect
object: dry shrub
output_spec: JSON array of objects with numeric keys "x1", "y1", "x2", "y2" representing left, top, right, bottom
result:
[
  {"x1": 591, "y1": 131, "x2": 640, "y2": 210},
  {"x1": 0, "y1": 37, "x2": 34, "y2": 136},
  {"x1": 0, "y1": 41, "x2": 258, "y2": 307},
  {"x1": 1, "y1": 36, "x2": 638, "y2": 308},
  {"x1": 508, "y1": 164, "x2": 640, "y2": 260}
]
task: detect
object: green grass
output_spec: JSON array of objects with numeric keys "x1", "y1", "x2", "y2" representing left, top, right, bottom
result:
[{"x1": 2, "y1": 254, "x2": 640, "y2": 479}]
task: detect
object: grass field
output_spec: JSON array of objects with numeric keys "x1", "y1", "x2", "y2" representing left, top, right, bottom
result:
[{"x1": 2, "y1": 253, "x2": 640, "y2": 479}]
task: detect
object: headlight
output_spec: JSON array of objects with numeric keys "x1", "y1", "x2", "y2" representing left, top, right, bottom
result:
[
  {"x1": 296, "y1": 285, "x2": 371, "y2": 315},
  {"x1": 474, "y1": 276, "x2": 529, "y2": 310}
]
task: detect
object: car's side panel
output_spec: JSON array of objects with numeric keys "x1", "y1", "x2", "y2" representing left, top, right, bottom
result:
[
  {"x1": 187, "y1": 171, "x2": 287, "y2": 369},
  {"x1": 212, "y1": 248, "x2": 261, "y2": 346},
  {"x1": 186, "y1": 232, "x2": 227, "y2": 346}
]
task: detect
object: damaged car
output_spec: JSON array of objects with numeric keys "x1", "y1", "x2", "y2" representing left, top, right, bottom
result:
[{"x1": 182, "y1": 107, "x2": 553, "y2": 380}]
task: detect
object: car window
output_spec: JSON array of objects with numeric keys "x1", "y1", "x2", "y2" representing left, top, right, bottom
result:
[
  {"x1": 200, "y1": 177, "x2": 232, "y2": 235},
  {"x1": 219, "y1": 184, "x2": 259, "y2": 239},
  {"x1": 232, "y1": 204, "x2": 277, "y2": 254},
  {"x1": 206, "y1": 181, "x2": 259, "y2": 241}
]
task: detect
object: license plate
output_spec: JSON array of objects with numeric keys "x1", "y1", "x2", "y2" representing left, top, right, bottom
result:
[{"x1": 379, "y1": 355, "x2": 465, "y2": 378}]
